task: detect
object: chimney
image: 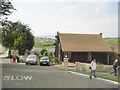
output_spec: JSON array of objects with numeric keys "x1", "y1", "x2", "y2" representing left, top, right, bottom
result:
[
  {"x1": 57, "y1": 31, "x2": 59, "y2": 36},
  {"x1": 55, "y1": 31, "x2": 59, "y2": 38},
  {"x1": 100, "y1": 33, "x2": 102, "y2": 37}
]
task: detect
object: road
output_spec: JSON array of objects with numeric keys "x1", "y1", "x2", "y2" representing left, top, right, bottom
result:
[{"x1": 1, "y1": 57, "x2": 119, "y2": 88}]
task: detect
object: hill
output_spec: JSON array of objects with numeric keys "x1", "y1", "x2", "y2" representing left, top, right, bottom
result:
[
  {"x1": 34, "y1": 37, "x2": 119, "y2": 50},
  {"x1": 34, "y1": 37, "x2": 55, "y2": 49},
  {"x1": 104, "y1": 38, "x2": 119, "y2": 44},
  {"x1": 104, "y1": 38, "x2": 119, "y2": 54}
]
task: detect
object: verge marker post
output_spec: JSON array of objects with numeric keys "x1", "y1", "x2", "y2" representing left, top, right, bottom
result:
[{"x1": 64, "y1": 57, "x2": 68, "y2": 71}]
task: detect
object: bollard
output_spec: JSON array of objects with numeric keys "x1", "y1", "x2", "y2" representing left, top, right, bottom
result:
[{"x1": 64, "y1": 58, "x2": 68, "y2": 71}]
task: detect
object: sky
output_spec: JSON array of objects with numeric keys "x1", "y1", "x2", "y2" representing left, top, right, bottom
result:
[{"x1": 6, "y1": 0, "x2": 119, "y2": 38}]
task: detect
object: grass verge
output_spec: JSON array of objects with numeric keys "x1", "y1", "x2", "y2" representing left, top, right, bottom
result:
[
  {"x1": 68, "y1": 69, "x2": 120, "y2": 82},
  {"x1": 96, "y1": 75, "x2": 119, "y2": 82}
]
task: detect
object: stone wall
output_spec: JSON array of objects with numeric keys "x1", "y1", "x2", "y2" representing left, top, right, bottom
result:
[{"x1": 75, "y1": 62, "x2": 113, "y2": 73}]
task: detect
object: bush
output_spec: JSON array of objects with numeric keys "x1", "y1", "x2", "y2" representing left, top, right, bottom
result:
[
  {"x1": 34, "y1": 52, "x2": 38, "y2": 55},
  {"x1": 96, "y1": 62, "x2": 102, "y2": 65},
  {"x1": 48, "y1": 52, "x2": 53, "y2": 57},
  {"x1": 109, "y1": 52, "x2": 118, "y2": 65},
  {"x1": 44, "y1": 52, "x2": 48, "y2": 56},
  {"x1": 40, "y1": 48, "x2": 48, "y2": 55},
  {"x1": 50, "y1": 57, "x2": 60, "y2": 64}
]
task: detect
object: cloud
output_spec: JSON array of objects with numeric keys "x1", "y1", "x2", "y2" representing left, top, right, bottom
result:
[
  {"x1": 13, "y1": 0, "x2": 39, "y2": 3},
  {"x1": 14, "y1": 0, "x2": 119, "y2": 3},
  {"x1": 79, "y1": 0, "x2": 119, "y2": 2},
  {"x1": 60, "y1": 15, "x2": 118, "y2": 37},
  {"x1": 94, "y1": 3, "x2": 109, "y2": 15},
  {"x1": 64, "y1": 5, "x2": 78, "y2": 9},
  {"x1": 14, "y1": 0, "x2": 50, "y2": 3},
  {"x1": 61, "y1": 2, "x2": 110, "y2": 17},
  {"x1": 29, "y1": 15, "x2": 117, "y2": 38},
  {"x1": 8, "y1": 1, "x2": 118, "y2": 38},
  {"x1": 8, "y1": 8, "x2": 25, "y2": 22}
]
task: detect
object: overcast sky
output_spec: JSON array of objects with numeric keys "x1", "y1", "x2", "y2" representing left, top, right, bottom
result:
[{"x1": 7, "y1": 0, "x2": 119, "y2": 38}]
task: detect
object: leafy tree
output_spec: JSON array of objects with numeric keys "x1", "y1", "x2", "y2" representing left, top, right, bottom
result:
[
  {"x1": 1, "y1": 20, "x2": 18, "y2": 56},
  {"x1": 2, "y1": 20, "x2": 17, "y2": 47},
  {"x1": 14, "y1": 22, "x2": 34, "y2": 55},
  {"x1": 0, "y1": 27, "x2": 2, "y2": 44},
  {"x1": 40, "y1": 48, "x2": 48, "y2": 55},
  {"x1": 49, "y1": 52, "x2": 53, "y2": 56},
  {"x1": 44, "y1": 52, "x2": 48, "y2": 56},
  {"x1": 1, "y1": 20, "x2": 34, "y2": 56},
  {"x1": 0, "y1": 0, "x2": 16, "y2": 16},
  {"x1": 0, "y1": 0, "x2": 16, "y2": 50}
]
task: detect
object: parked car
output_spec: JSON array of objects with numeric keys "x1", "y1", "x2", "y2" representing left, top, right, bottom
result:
[
  {"x1": 26, "y1": 55, "x2": 37, "y2": 65},
  {"x1": 40, "y1": 57, "x2": 50, "y2": 66},
  {"x1": 19, "y1": 55, "x2": 27, "y2": 63}
]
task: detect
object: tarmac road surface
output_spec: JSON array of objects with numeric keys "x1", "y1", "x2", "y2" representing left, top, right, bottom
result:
[{"x1": 1, "y1": 57, "x2": 119, "y2": 88}]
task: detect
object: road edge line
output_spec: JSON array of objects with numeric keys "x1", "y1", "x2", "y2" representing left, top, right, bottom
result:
[{"x1": 68, "y1": 71, "x2": 119, "y2": 85}]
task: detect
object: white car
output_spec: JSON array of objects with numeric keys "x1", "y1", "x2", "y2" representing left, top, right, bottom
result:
[
  {"x1": 40, "y1": 57, "x2": 50, "y2": 66},
  {"x1": 19, "y1": 55, "x2": 27, "y2": 63},
  {"x1": 26, "y1": 55, "x2": 37, "y2": 65}
]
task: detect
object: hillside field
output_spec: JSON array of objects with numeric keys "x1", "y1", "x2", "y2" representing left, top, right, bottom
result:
[
  {"x1": 104, "y1": 38, "x2": 119, "y2": 44},
  {"x1": 34, "y1": 37, "x2": 119, "y2": 49},
  {"x1": 34, "y1": 37, "x2": 55, "y2": 49}
]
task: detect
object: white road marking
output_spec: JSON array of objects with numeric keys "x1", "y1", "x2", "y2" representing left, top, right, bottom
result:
[{"x1": 68, "y1": 71, "x2": 119, "y2": 85}]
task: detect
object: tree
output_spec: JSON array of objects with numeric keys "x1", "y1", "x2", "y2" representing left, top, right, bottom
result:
[
  {"x1": 40, "y1": 48, "x2": 48, "y2": 55},
  {"x1": 0, "y1": 0, "x2": 16, "y2": 16},
  {"x1": 14, "y1": 22, "x2": 34, "y2": 55},
  {"x1": 44, "y1": 52, "x2": 48, "y2": 56},
  {"x1": 0, "y1": 0, "x2": 16, "y2": 57},
  {"x1": 1, "y1": 20, "x2": 18, "y2": 56},
  {"x1": 2, "y1": 20, "x2": 17, "y2": 47},
  {"x1": 1, "y1": 21, "x2": 34, "y2": 56},
  {"x1": 0, "y1": 0, "x2": 16, "y2": 29},
  {"x1": 0, "y1": 26, "x2": 2, "y2": 43}
]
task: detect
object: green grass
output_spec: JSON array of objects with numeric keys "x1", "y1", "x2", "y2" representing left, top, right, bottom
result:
[
  {"x1": 34, "y1": 37, "x2": 55, "y2": 49},
  {"x1": 34, "y1": 46, "x2": 55, "y2": 49},
  {"x1": 69, "y1": 69, "x2": 120, "y2": 82},
  {"x1": 104, "y1": 38, "x2": 119, "y2": 44},
  {"x1": 96, "y1": 75, "x2": 119, "y2": 82},
  {"x1": 37, "y1": 59, "x2": 40, "y2": 63}
]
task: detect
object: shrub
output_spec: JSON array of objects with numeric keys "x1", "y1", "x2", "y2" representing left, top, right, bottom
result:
[
  {"x1": 109, "y1": 52, "x2": 118, "y2": 65},
  {"x1": 96, "y1": 62, "x2": 102, "y2": 65},
  {"x1": 44, "y1": 52, "x2": 48, "y2": 56},
  {"x1": 40, "y1": 48, "x2": 48, "y2": 55}
]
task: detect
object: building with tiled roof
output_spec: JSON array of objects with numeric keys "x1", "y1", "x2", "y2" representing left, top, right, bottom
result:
[{"x1": 55, "y1": 32, "x2": 112, "y2": 65}]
